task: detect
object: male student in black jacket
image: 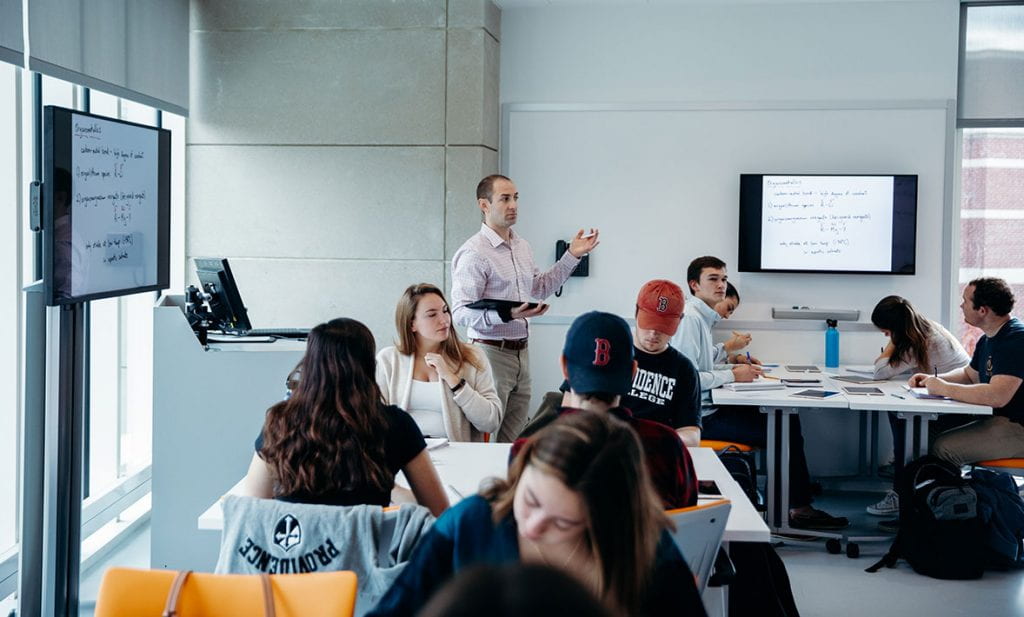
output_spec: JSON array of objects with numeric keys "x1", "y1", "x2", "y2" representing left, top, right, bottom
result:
[{"x1": 623, "y1": 280, "x2": 703, "y2": 447}]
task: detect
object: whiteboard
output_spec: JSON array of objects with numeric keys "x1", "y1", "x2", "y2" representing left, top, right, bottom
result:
[
  {"x1": 502, "y1": 103, "x2": 951, "y2": 324},
  {"x1": 45, "y1": 107, "x2": 170, "y2": 305}
]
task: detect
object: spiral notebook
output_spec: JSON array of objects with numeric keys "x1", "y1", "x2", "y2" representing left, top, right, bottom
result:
[{"x1": 723, "y1": 381, "x2": 786, "y2": 392}]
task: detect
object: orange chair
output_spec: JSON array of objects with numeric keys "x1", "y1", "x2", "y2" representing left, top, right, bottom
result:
[
  {"x1": 975, "y1": 458, "x2": 1024, "y2": 477},
  {"x1": 975, "y1": 458, "x2": 1024, "y2": 495},
  {"x1": 95, "y1": 568, "x2": 357, "y2": 617},
  {"x1": 700, "y1": 439, "x2": 755, "y2": 453}
]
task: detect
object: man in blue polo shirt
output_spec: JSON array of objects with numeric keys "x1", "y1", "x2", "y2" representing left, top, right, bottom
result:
[{"x1": 916, "y1": 277, "x2": 1024, "y2": 464}]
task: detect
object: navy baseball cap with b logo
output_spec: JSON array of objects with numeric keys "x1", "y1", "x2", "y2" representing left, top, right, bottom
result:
[{"x1": 563, "y1": 311, "x2": 634, "y2": 395}]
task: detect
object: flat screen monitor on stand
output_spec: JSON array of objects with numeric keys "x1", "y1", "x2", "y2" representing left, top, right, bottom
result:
[{"x1": 188, "y1": 257, "x2": 308, "y2": 344}]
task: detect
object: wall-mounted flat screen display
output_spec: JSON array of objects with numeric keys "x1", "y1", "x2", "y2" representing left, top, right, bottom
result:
[
  {"x1": 44, "y1": 106, "x2": 171, "y2": 305},
  {"x1": 737, "y1": 174, "x2": 917, "y2": 275}
]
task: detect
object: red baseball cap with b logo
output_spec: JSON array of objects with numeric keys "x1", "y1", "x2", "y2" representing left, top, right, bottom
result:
[
  {"x1": 636, "y1": 279, "x2": 684, "y2": 336},
  {"x1": 562, "y1": 311, "x2": 634, "y2": 395}
]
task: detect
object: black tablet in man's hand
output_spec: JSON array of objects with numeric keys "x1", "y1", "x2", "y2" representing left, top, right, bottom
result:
[{"x1": 466, "y1": 299, "x2": 540, "y2": 311}]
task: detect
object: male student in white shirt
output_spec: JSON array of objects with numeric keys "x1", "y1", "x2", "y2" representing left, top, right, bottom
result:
[{"x1": 674, "y1": 255, "x2": 848, "y2": 530}]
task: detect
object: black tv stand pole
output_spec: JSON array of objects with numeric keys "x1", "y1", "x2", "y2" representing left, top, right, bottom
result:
[{"x1": 44, "y1": 302, "x2": 85, "y2": 617}]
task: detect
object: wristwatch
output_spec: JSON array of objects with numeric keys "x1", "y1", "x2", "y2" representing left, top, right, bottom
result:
[{"x1": 450, "y1": 378, "x2": 466, "y2": 393}]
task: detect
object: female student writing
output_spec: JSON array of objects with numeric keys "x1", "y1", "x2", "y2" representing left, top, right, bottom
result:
[
  {"x1": 376, "y1": 283, "x2": 503, "y2": 442},
  {"x1": 240, "y1": 317, "x2": 450, "y2": 516},
  {"x1": 866, "y1": 296, "x2": 971, "y2": 518},
  {"x1": 871, "y1": 295, "x2": 970, "y2": 380},
  {"x1": 367, "y1": 411, "x2": 707, "y2": 617}
]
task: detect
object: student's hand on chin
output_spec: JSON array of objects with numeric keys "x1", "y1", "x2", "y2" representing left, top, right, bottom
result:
[{"x1": 424, "y1": 353, "x2": 455, "y2": 380}]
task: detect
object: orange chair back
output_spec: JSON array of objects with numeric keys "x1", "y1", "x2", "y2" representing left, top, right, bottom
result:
[
  {"x1": 700, "y1": 439, "x2": 754, "y2": 453},
  {"x1": 95, "y1": 568, "x2": 357, "y2": 617}
]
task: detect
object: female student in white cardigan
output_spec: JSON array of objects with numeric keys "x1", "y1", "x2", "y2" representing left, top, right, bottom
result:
[{"x1": 377, "y1": 283, "x2": 503, "y2": 442}]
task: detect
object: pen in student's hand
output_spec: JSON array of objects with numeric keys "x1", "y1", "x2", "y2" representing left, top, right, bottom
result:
[
  {"x1": 746, "y1": 351, "x2": 752, "y2": 363},
  {"x1": 934, "y1": 365, "x2": 938, "y2": 378}
]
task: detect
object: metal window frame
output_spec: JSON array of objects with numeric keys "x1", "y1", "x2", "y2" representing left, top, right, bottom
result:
[
  {"x1": 957, "y1": 1, "x2": 1024, "y2": 128},
  {"x1": 80, "y1": 467, "x2": 151, "y2": 541}
]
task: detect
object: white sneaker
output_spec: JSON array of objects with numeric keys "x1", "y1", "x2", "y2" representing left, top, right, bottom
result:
[{"x1": 866, "y1": 490, "x2": 899, "y2": 516}]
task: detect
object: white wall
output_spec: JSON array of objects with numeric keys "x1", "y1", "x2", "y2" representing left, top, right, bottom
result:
[
  {"x1": 187, "y1": 0, "x2": 500, "y2": 347},
  {"x1": 500, "y1": 2, "x2": 958, "y2": 104},
  {"x1": 499, "y1": 1, "x2": 960, "y2": 473}
]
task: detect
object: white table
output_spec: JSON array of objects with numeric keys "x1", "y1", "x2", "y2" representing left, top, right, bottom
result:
[
  {"x1": 198, "y1": 443, "x2": 764, "y2": 617},
  {"x1": 842, "y1": 378, "x2": 991, "y2": 463},
  {"x1": 711, "y1": 368, "x2": 992, "y2": 542},
  {"x1": 197, "y1": 443, "x2": 769, "y2": 544}
]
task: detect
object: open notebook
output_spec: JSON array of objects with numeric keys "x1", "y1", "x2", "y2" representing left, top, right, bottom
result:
[
  {"x1": 902, "y1": 385, "x2": 949, "y2": 400},
  {"x1": 723, "y1": 380, "x2": 786, "y2": 392}
]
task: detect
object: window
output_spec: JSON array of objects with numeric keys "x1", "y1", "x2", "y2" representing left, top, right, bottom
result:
[
  {"x1": 957, "y1": 129, "x2": 1024, "y2": 351},
  {"x1": 0, "y1": 61, "x2": 19, "y2": 570},
  {"x1": 956, "y1": 4, "x2": 1024, "y2": 352},
  {"x1": 0, "y1": 66, "x2": 185, "y2": 607}
]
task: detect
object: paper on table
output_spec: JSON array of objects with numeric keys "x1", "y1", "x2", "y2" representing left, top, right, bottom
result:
[
  {"x1": 832, "y1": 375, "x2": 885, "y2": 384},
  {"x1": 723, "y1": 381, "x2": 786, "y2": 392},
  {"x1": 844, "y1": 365, "x2": 877, "y2": 375},
  {"x1": 425, "y1": 438, "x2": 449, "y2": 450},
  {"x1": 902, "y1": 385, "x2": 949, "y2": 400}
]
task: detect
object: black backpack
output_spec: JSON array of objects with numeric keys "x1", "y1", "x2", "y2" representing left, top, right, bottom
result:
[
  {"x1": 867, "y1": 455, "x2": 987, "y2": 579},
  {"x1": 969, "y1": 468, "x2": 1024, "y2": 569},
  {"x1": 717, "y1": 445, "x2": 765, "y2": 512},
  {"x1": 728, "y1": 542, "x2": 801, "y2": 617}
]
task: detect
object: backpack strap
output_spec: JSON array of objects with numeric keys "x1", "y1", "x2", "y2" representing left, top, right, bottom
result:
[
  {"x1": 162, "y1": 570, "x2": 192, "y2": 617},
  {"x1": 865, "y1": 536, "x2": 901, "y2": 574},
  {"x1": 162, "y1": 571, "x2": 275, "y2": 617},
  {"x1": 865, "y1": 551, "x2": 900, "y2": 573},
  {"x1": 261, "y1": 573, "x2": 276, "y2": 617}
]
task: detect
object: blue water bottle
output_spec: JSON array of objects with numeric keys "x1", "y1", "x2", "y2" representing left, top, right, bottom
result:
[{"x1": 825, "y1": 319, "x2": 840, "y2": 368}]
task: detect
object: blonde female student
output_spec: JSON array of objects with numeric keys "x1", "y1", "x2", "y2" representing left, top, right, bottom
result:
[{"x1": 376, "y1": 283, "x2": 503, "y2": 442}]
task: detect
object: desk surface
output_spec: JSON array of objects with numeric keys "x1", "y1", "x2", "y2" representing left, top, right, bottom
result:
[
  {"x1": 198, "y1": 444, "x2": 769, "y2": 543},
  {"x1": 713, "y1": 368, "x2": 992, "y2": 416},
  {"x1": 841, "y1": 378, "x2": 992, "y2": 414}
]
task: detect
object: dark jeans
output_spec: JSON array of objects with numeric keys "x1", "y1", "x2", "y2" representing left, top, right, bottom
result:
[
  {"x1": 888, "y1": 411, "x2": 976, "y2": 479},
  {"x1": 703, "y1": 404, "x2": 814, "y2": 508}
]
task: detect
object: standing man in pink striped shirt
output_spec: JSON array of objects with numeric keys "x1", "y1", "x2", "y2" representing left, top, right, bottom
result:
[{"x1": 451, "y1": 175, "x2": 600, "y2": 442}]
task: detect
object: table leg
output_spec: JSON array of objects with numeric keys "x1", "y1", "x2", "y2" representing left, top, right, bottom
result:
[
  {"x1": 780, "y1": 410, "x2": 792, "y2": 528},
  {"x1": 896, "y1": 412, "x2": 938, "y2": 464},
  {"x1": 858, "y1": 412, "x2": 868, "y2": 476},
  {"x1": 764, "y1": 406, "x2": 780, "y2": 529},
  {"x1": 921, "y1": 417, "x2": 929, "y2": 460},
  {"x1": 869, "y1": 410, "x2": 880, "y2": 478},
  {"x1": 901, "y1": 413, "x2": 916, "y2": 465},
  {"x1": 916, "y1": 413, "x2": 936, "y2": 459},
  {"x1": 762, "y1": 406, "x2": 799, "y2": 533},
  {"x1": 702, "y1": 540, "x2": 729, "y2": 617}
]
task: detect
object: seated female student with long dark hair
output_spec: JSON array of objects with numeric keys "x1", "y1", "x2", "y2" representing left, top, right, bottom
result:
[
  {"x1": 367, "y1": 411, "x2": 707, "y2": 617},
  {"x1": 871, "y1": 295, "x2": 970, "y2": 380},
  {"x1": 865, "y1": 295, "x2": 971, "y2": 518},
  {"x1": 240, "y1": 317, "x2": 449, "y2": 517}
]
